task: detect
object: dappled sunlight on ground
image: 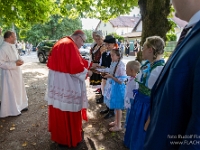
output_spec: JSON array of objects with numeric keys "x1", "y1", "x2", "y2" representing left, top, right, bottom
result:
[{"x1": 0, "y1": 54, "x2": 129, "y2": 150}]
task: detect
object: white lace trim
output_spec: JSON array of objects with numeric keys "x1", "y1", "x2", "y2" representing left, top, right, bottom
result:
[{"x1": 45, "y1": 69, "x2": 88, "y2": 112}]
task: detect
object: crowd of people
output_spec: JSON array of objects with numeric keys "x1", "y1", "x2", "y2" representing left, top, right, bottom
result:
[
  {"x1": 16, "y1": 41, "x2": 33, "y2": 55},
  {"x1": 0, "y1": 0, "x2": 200, "y2": 149},
  {"x1": 117, "y1": 39, "x2": 140, "y2": 57}
]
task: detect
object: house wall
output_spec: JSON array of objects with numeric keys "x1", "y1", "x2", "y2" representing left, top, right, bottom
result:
[
  {"x1": 114, "y1": 27, "x2": 133, "y2": 35},
  {"x1": 96, "y1": 16, "x2": 182, "y2": 43},
  {"x1": 96, "y1": 21, "x2": 133, "y2": 36},
  {"x1": 136, "y1": 21, "x2": 142, "y2": 32},
  {"x1": 96, "y1": 21, "x2": 115, "y2": 36}
]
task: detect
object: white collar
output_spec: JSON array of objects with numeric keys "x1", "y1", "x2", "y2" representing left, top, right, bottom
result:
[
  {"x1": 187, "y1": 10, "x2": 200, "y2": 27},
  {"x1": 106, "y1": 51, "x2": 110, "y2": 56},
  {"x1": 4, "y1": 41, "x2": 16, "y2": 46}
]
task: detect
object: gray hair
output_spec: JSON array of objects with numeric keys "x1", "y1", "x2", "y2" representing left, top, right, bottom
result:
[{"x1": 93, "y1": 30, "x2": 103, "y2": 38}]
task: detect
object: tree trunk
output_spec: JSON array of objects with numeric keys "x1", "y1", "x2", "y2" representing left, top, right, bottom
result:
[{"x1": 136, "y1": 0, "x2": 171, "y2": 62}]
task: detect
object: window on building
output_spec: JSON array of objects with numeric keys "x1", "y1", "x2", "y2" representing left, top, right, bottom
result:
[{"x1": 104, "y1": 23, "x2": 106, "y2": 27}]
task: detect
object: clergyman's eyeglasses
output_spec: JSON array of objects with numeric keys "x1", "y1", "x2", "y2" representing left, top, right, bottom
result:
[{"x1": 79, "y1": 35, "x2": 85, "y2": 43}]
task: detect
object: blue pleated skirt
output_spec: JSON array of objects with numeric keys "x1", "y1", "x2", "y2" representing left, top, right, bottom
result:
[
  {"x1": 124, "y1": 98, "x2": 134, "y2": 128},
  {"x1": 104, "y1": 79, "x2": 125, "y2": 109},
  {"x1": 124, "y1": 92, "x2": 150, "y2": 150}
]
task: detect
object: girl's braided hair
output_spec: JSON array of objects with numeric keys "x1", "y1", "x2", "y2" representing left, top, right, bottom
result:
[{"x1": 111, "y1": 48, "x2": 122, "y2": 76}]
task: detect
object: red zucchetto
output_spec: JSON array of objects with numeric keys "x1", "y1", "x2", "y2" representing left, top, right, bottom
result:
[{"x1": 73, "y1": 30, "x2": 84, "y2": 35}]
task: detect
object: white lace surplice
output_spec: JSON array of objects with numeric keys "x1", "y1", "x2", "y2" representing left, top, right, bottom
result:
[{"x1": 45, "y1": 69, "x2": 88, "y2": 112}]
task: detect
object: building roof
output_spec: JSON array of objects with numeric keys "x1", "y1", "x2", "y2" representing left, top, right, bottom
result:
[
  {"x1": 171, "y1": 16, "x2": 188, "y2": 28},
  {"x1": 109, "y1": 16, "x2": 141, "y2": 28},
  {"x1": 95, "y1": 15, "x2": 141, "y2": 30}
]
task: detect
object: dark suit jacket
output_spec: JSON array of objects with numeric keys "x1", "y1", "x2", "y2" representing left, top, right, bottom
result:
[{"x1": 144, "y1": 20, "x2": 200, "y2": 150}]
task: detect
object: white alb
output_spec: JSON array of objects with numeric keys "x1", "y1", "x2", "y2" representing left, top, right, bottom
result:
[{"x1": 0, "y1": 41, "x2": 28, "y2": 118}]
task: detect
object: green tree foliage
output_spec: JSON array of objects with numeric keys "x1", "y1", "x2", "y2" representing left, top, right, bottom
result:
[
  {"x1": 0, "y1": 0, "x2": 173, "y2": 62},
  {"x1": 0, "y1": 0, "x2": 138, "y2": 27},
  {"x1": 166, "y1": 7, "x2": 177, "y2": 41},
  {"x1": 83, "y1": 30, "x2": 93, "y2": 43},
  {"x1": 0, "y1": 0, "x2": 138, "y2": 45},
  {"x1": 59, "y1": 0, "x2": 138, "y2": 21},
  {"x1": 24, "y1": 15, "x2": 82, "y2": 45},
  {"x1": 0, "y1": 0, "x2": 59, "y2": 27},
  {"x1": 110, "y1": 33, "x2": 124, "y2": 41},
  {"x1": 166, "y1": 33, "x2": 177, "y2": 41}
]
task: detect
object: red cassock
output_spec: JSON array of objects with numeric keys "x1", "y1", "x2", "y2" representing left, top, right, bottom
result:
[{"x1": 47, "y1": 36, "x2": 89, "y2": 147}]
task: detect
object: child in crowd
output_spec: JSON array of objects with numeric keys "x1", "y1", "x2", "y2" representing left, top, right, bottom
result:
[
  {"x1": 124, "y1": 61, "x2": 140, "y2": 127},
  {"x1": 96, "y1": 35, "x2": 116, "y2": 104},
  {"x1": 98, "y1": 35, "x2": 118, "y2": 119},
  {"x1": 103, "y1": 49, "x2": 127, "y2": 131},
  {"x1": 124, "y1": 36, "x2": 165, "y2": 150}
]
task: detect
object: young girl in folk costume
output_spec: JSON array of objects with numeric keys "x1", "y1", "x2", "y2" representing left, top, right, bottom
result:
[
  {"x1": 100, "y1": 35, "x2": 118, "y2": 119},
  {"x1": 98, "y1": 35, "x2": 118, "y2": 120},
  {"x1": 124, "y1": 61, "x2": 140, "y2": 127},
  {"x1": 124, "y1": 36, "x2": 165, "y2": 150},
  {"x1": 103, "y1": 49, "x2": 127, "y2": 131}
]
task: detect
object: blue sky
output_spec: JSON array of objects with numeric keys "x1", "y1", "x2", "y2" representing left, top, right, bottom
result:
[{"x1": 81, "y1": 7, "x2": 140, "y2": 30}]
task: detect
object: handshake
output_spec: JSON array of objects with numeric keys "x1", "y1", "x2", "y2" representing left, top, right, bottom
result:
[{"x1": 16, "y1": 59, "x2": 24, "y2": 66}]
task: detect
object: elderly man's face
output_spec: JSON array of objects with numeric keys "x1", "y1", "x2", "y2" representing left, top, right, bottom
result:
[
  {"x1": 10, "y1": 33, "x2": 17, "y2": 44},
  {"x1": 76, "y1": 35, "x2": 86, "y2": 49}
]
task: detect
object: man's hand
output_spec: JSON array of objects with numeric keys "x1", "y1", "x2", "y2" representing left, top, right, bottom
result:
[
  {"x1": 16, "y1": 60, "x2": 24, "y2": 66},
  {"x1": 87, "y1": 70, "x2": 93, "y2": 77},
  {"x1": 92, "y1": 63, "x2": 99, "y2": 68},
  {"x1": 90, "y1": 63, "x2": 100, "y2": 70}
]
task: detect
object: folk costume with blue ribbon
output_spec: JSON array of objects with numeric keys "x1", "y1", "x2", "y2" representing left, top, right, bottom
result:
[
  {"x1": 104, "y1": 60, "x2": 127, "y2": 109},
  {"x1": 124, "y1": 59, "x2": 165, "y2": 150},
  {"x1": 124, "y1": 76, "x2": 139, "y2": 128}
]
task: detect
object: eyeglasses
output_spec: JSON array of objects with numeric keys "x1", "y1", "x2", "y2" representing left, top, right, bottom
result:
[{"x1": 79, "y1": 35, "x2": 85, "y2": 43}]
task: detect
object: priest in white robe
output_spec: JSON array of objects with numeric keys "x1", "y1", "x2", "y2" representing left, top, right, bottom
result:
[{"x1": 0, "y1": 30, "x2": 28, "y2": 118}]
